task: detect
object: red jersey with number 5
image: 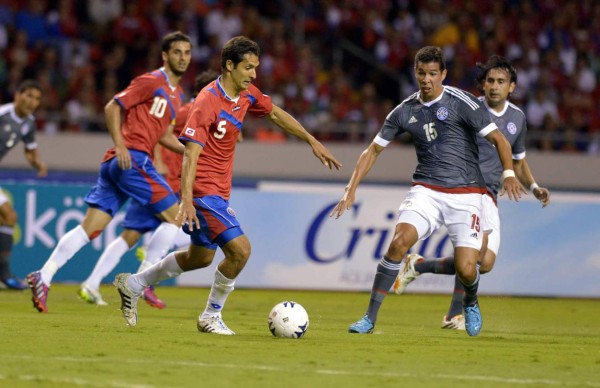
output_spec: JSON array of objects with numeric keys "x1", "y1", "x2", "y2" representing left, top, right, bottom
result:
[
  {"x1": 102, "y1": 69, "x2": 184, "y2": 162},
  {"x1": 179, "y1": 78, "x2": 272, "y2": 199}
]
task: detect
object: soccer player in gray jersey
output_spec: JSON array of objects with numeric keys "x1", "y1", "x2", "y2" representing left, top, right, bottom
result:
[
  {"x1": 330, "y1": 46, "x2": 523, "y2": 337},
  {"x1": 392, "y1": 55, "x2": 551, "y2": 330},
  {"x1": 0, "y1": 80, "x2": 48, "y2": 289}
]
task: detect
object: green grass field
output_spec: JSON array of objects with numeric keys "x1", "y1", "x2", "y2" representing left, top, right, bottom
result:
[{"x1": 1, "y1": 285, "x2": 599, "y2": 387}]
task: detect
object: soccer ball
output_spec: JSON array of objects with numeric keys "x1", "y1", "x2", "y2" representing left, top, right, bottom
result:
[{"x1": 267, "y1": 301, "x2": 309, "y2": 339}]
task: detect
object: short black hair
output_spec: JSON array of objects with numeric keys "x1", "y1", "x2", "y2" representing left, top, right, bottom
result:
[
  {"x1": 193, "y1": 70, "x2": 219, "y2": 94},
  {"x1": 221, "y1": 36, "x2": 260, "y2": 70},
  {"x1": 476, "y1": 55, "x2": 517, "y2": 86},
  {"x1": 161, "y1": 31, "x2": 191, "y2": 53},
  {"x1": 414, "y1": 46, "x2": 446, "y2": 72},
  {"x1": 17, "y1": 79, "x2": 42, "y2": 94}
]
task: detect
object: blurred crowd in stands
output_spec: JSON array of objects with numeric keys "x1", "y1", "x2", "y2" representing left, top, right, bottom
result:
[{"x1": 1, "y1": 0, "x2": 599, "y2": 153}]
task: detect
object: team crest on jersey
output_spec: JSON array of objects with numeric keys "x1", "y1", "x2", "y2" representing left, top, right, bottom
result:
[
  {"x1": 3, "y1": 124, "x2": 10, "y2": 132},
  {"x1": 507, "y1": 122, "x2": 517, "y2": 134},
  {"x1": 436, "y1": 107, "x2": 449, "y2": 121},
  {"x1": 227, "y1": 207, "x2": 236, "y2": 217},
  {"x1": 21, "y1": 123, "x2": 30, "y2": 135},
  {"x1": 185, "y1": 127, "x2": 195, "y2": 136}
]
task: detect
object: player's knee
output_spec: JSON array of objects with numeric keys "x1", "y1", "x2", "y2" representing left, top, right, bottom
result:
[
  {"x1": 386, "y1": 239, "x2": 410, "y2": 261},
  {"x1": 479, "y1": 253, "x2": 496, "y2": 274},
  {"x1": 479, "y1": 262, "x2": 493, "y2": 274},
  {"x1": 232, "y1": 244, "x2": 251, "y2": 263},
  {"x1": 456, "y1": 261, "x2": 478, "y2": 283}
]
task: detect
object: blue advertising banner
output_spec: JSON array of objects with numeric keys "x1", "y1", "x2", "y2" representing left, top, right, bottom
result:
[
  {"x1": 4, "y1": 182, "x2": 147, "y2": 284},
  {"x1": 4, "y1": 180, "x2": 600, "y2": 297}
]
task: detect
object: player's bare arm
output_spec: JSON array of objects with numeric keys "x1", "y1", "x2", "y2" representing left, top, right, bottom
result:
[
  {"x1": 267, "y1": 104, "x2": 342, "y2": 170},
  {"x1": 176, "y1": 141, "x2": 203, "y2": 229},
  {"x1": 330, "y1": 142, "x2": 383, "y2": 219},
  {"x1": 24, "y1": 148, "x2": 47, "y2": 177},
  {"x1": 158, "y1": 124, "x2": 185, "y2": 154},
  {"x1": 484, "y1": 129, "x2": 524, "y2": 201},
  {"x1": 513, "y1": 158, "x2": 550, "y2": 207},
  {"x1": 104, "y1": 99, "x2": 131, "y2": 170}
]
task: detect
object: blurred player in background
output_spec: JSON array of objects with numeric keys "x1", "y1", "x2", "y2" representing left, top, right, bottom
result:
[
  {"x1": 114, "y1": 35, "x2": 341, "y2": 334},
  {"x1": 27, "y1": 31, "x2": 192, "y2": 313},
  {"x1": 0, "y1": 80, "x2": 48, "y2": 290},
  {"x1": 330, "y1": 46, "x2": 523, "y2": 337},
  {"x1": 392, "y1": 55, "x2": 551, "y2": 329},
  {"x1": 78, "y1": 70, "x2": 219, "y2": 308}
]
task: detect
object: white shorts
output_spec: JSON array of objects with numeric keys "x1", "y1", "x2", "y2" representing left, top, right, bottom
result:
[
  {"x1": 0, "y1": 187, "x2": 8, "y2": 207},
  {"x1": 481, "y1": 194, "x2": 501, "y2": 255},
  {"x1": 397, "y1": 185, "x2": 483, "y2": 250}
]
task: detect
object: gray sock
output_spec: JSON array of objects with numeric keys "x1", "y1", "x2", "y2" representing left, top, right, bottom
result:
[
  {"x1": 366, "y1": 256, "x2": 401, "y2": 323},
  {"x1": 448, "y1": 275, "x2": 465, "y2": 318},
  {"x1": 461, "y1": 267, "x2": 480, "y2": 307}
]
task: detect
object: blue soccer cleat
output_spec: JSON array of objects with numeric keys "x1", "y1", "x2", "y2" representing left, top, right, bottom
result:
[
  {"x1": 2, "y1": 276, "x2": 28, "y2": 290},
  {"x1": 348, "y1": 314, "x2": 374, "y2": 334},
  {"x1": 464, "y1": 303, "x2": 483, "y2": 336}
]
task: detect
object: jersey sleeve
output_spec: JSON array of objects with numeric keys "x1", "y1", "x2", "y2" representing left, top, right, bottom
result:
[
  {"x1": 178, "y1": 92, "x2": 217, "y2": 147},
  {"x1": 374, "y1": 103, "x2": 404, "y2": 147},
  {"x1": 22, "y1": 117, "x2": 38, "y2": 150},
  {"x1": 113, "y1": 73, "x2": 157, "y2": 110},
  {"x1": 246, "y1": 84, "x2": 273, "y2": 117},
  {"x1": 462, "y1": 96, "x2": 496, "y2": 137}
]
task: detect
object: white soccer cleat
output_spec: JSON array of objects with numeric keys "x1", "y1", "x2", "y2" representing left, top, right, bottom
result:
[
  {"x1": 114, "y1": 273, "x2": 141, "y2": 327},
  {"x1": 392, "y1": 253, "x2": 422, "y2": 294},
  {"x1": 441, "y1": 314, "x2": 466, "y2": 330},
  {"x1": 78, "y1": 284, "x2": 108, "y2": 306},
  {"x1": 197, "y1": 315, "x2": 235, "y2": 335}
]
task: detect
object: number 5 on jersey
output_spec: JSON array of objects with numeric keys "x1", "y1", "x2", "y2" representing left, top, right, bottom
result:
[{"x1": 214, "y1": 120, "x2": 226, "y2": 139}]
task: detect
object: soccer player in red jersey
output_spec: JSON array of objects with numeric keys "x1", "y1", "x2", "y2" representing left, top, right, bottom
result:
[
  {"x1": 77, "y1": 70, "x2": 219, "y2": 308},
  {"x1": 115, "y1": 36, "x2": 341, "y2": 332},
  {"x1": 27, "y1": 31, "x2": 192, "y2": 313}
]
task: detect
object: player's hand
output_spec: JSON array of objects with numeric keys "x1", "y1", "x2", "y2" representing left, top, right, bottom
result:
[
  {"x1": 329, "y1": 189, "x2": 355, "y2": 219},
  {"x1": 311, "y1": 142, "x2": 342, "y2": 170},
  {"x1": 533, "y1": 186, "x2": 551, "y2": 208},
  {"x1": 176, "y1": 199, "x2": 200, "y2": 230},
  {"x1": 499, "y1": 176, "x2": 526, "y2": 201},
  {"x1": 115, "y1": 144, "x2": 132, "y2": 170}
]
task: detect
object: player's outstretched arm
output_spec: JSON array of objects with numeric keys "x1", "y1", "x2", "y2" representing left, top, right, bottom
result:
[
  {"x1": 485, "y1": 130, "x2": 525, "y2": 201},
  {"x1": 24, "y1": 148, "x2": 47, "y2": 177},
  {"x1": 267, "y1": 104, "x2": 342, "y2": 170},
  {"x1": 513, "y1": 158, "x2": 550, "y2": 207},
  {"x1": 104, "y1": 99, "x2": 131, "y2": 170},
  {"x1": 330, "y1": 142, "x2": 383, "y2": 219}
]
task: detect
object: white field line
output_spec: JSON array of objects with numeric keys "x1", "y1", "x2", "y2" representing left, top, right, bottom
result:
[
  {"x1": 0, "y1": 373, "x2": 154, "y2": 388},
  {"x1": 1, "y1": 354, "x2": 599, "y2": 387}
]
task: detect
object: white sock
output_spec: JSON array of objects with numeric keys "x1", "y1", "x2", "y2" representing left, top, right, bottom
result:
[
  {"x1": 128, "y1": 252, "x2": 183, "y2": 293},
  {"x1": 137, "y1": 222, "x2": 179, "y2": 272},
  {"x1": 172, "y1": 228, "x2": 190, "y2": 250},
  {"x1": 84, "y1": 236, "x2": 130, "y2": 290},
  {"x1": 40, "y1": 225, "x2": 90, "y2": 285},
  {"x1": 201, "y1": 269, "x2": 235, "y2": 319}
]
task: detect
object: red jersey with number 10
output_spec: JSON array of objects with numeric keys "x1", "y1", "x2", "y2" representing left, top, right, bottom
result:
[
  {"x1": 102, "y1": 68, "x2": 184, "y2": 162},
  {"x1": 179, "y1": 78, "x2": 273, "y2": 199}
]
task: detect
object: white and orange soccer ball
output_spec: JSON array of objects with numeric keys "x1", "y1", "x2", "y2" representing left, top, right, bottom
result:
[{"x1": 267, "y1": 301, "x2": 309, "y2": 339}]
